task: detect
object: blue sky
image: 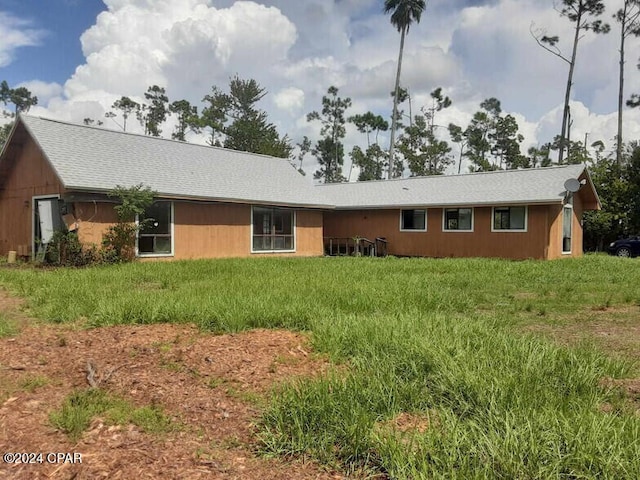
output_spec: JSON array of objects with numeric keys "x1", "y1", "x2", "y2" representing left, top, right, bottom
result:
[
  {"x1": 1, "y1": 0, "x2": 639, "y2": 176},
  {"x1": 0, "y1": 0, "x2": 104, "y2": 86}
]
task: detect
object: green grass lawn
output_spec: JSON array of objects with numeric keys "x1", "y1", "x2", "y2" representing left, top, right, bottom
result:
[{"x1": 1, "y1": 255, "x2": 639, "y2": 478}]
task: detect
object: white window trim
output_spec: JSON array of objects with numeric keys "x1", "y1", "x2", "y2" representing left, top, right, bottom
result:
[
  {"x1": 399, "y1": 209, "x2": 427, "y2": 232},
  {"x1": 491, "y1": 206, "x2": 528, "y2": 233},
  {"x1": 250, "y1": 206, "x2": 297, "y2": 254},
  {"x1": 562, "y1": 204, "x2": 573, "y2": 255},
  {"x1": 136, "y1": 201, "x2": 175, "y2": 258},
  {"x1": 442, "y1": 207, "x2": 474, "y2": 232},
  {"x1": 32, "y1": 194, "x2": 61, "y2": 260}
]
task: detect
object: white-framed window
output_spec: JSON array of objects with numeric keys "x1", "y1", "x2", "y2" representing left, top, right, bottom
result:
[
  {"x1": 251, "y1": 206, "x2": 296, "y2": 253},
  {"x1": 400, "y1": 209, "x2": 427, "y2": 232},
  {"x1": 137, "y1": 201, "x2": 174, "y2": 257},
  {"x1": 443, "y1": 208, "x2": 473, "y2": 232},
  {"x1": 492, "y1": 206, "x2": 527, "y2": 232},
  {"x1": 562, "y1": 204, "x2": 573, "y2": 254}
]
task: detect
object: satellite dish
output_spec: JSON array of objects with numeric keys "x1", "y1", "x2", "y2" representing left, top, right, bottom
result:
[{"x1": 564, "y1": 178, "x2": 581, "y2": 193}]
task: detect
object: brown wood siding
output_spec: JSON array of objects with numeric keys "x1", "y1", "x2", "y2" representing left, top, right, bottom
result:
[
  {"x1": 73, "y1": 201, "x2": 323, "y2": 260},
  {"x1": 324, "y1": 205, "x2": 560, "y2": 260},
  {"x1": 173, "y1": 202, "x2": 249, "y2": 259},
  {"x1": 0, "y1": 138, "x2": 65, "y2": 256},
  {"x1": 546, "y1": 198, "x2": 585, "y2": 259},
  {"x1": 291, "y1": 210, "x2": 324, "y2": 257},
  {"x1": 74, "y1": 202, "x2": 118, "y2": 247},
  {"x1": 174, "y1": 204, "x2": 323, "y2": 259},
  {"x1": 547, "y1": 197, "x2": 584, "y2": 259},
  {"x1": 546, "y1": 204, "x2": 563, "y2": 259}
]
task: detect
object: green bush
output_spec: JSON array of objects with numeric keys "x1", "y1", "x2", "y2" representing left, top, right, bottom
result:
[
  {"x1": 101, "y1": 223, "x2": 137, "y2": 263},
  {"x1": 101, "y1": 184, "x2": 155, "y2": 263},
  {"x1": 47, "y1": 231, "x2": 99, "y2": 267}
]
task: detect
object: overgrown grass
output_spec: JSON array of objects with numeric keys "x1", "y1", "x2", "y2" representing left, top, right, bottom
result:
[
  {"x1": 0, "y1": 256, "x2": 637, "y2": 329},
  {"x1": 2, "y1": 255, "x2": 640, "y2": 477},
  {"x1": 0, "y1": 312, "x2": 19, "y2": 338},
  {"x1": 49, "y1": 388, "x2": 176, "y2": 442},
  {"x1": 261, "y1": 313, "x2": 638, "y2": 478}
]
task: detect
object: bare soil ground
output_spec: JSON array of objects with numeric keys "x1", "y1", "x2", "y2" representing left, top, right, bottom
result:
[
  {"x1": 523, "y1": 304, "x2": 640, "y2": 413},
  {"x1": 0, "y1": 291, "x2": 342, "y2": 479}
]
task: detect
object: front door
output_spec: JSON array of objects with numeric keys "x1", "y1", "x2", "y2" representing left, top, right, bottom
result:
[{"x1": 33, "y1": 196, "x2": 63, "y2": 259}]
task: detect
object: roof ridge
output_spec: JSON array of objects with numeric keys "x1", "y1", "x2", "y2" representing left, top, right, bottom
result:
[
  {"x1": 19, "y1": 114, "x2": 283, "y2": 161},
  {"x1": 314, "y1": 163, "x2": 584, "y2": 187}
]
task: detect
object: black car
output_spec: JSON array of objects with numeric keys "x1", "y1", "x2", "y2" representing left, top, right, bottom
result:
[{"x1": 608, "y1": 236, "x2": 640, "y2": 257}]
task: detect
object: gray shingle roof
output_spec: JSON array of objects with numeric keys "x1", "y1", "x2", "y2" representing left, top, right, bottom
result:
[
  {"x1": 20, "y1": 115, "x2": 329, "y2": 208},
  {"x1": 317, "y1": 164, "x2": 594, "y2": 209},
  {"x1": 15, "y1": 115, "x2": 597, "y2": 211}
]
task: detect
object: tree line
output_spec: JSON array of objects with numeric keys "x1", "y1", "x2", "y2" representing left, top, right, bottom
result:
[{"x1": 96, "y1": 76, "x2": 292, "y2": 159}]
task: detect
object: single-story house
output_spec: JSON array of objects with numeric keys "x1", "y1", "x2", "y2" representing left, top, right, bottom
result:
[
  {"x1": 0, "y1": 115, "x2": 600, "y2": 261},
  {"x1": 319, "y1": 164, "x2": 600, "y2": 259}
]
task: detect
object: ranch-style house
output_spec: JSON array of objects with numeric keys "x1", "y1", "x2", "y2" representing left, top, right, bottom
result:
[{"x1": 0, "y1": 115, "x2": 600, "y2": 261}]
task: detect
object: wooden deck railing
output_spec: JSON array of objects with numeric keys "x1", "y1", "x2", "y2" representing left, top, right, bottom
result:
[{"x1": 323, "y1": 237, "x2": 387, "y2": 257}]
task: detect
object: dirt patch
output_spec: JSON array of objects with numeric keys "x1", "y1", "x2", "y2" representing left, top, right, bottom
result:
[
  {"x1": 522, "y1": 305, "x2": 640, "y2": 365},
  {"x1": 0, "y1": 291, "x2": 342, "y2": 479},
  {"x1": 523, "y1": 305, "x2": 640, "y2": 416},
  {"x1": 377, "y1": 412, "x2": 436, "y2": 436},
  {"x1": 599, "y1": 377, "x2": 640, "y2": 414}
]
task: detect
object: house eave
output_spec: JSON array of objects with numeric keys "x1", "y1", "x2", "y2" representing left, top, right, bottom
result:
[{"x1": 64, "y1": 187, "x2": 335, "y2": 210}]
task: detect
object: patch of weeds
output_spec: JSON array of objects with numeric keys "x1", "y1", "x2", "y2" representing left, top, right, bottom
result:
[
  {"x1": 268, "y1": 354, "x2": 302, "y2": 374},
  {"x1": 0, "y1": 374, "x2": 17, "y2": 403},
  {"x1": 50, "y1": 388, "x2": 177, "y2": 442},
  {"x1": 0, "y1": 313, "x2": 19, "y2": 338},
  {"x1": 537, "y1": 307, "x2": 547, "y2": 317},
  {"x1": 226, "y1": 386, "x2": 264, "y2": 406},
  {"x1": 151, "y1": 341, "x2": 173, "y2": 354},
  {"x1": 129, "y1": 405, "x2": 176, "y2": 434},
  {"x1": 19, "y1": 374, "x2": 49, "y2": 393},
  {"x1": 273, "y1": 354, "x2": 300, "y2": 366},
  {"x1": 160, "y1": 358, "x2": 183, "y2": 372},
  {"x1": 220, "y1": 435, "x2": 246, "y2": 449},
  {"x1": 56, "y1": 335, "x2": 67, "y2": 347},
  {"x1": 207, "y1": 376, "x2": 227, "y2": 389},
  {"x1": 50, "y1": 389, "x2": 115, "y2": 442},
  {"x1": 592, "y1": 295, "x2": 614, "y2": 311}
]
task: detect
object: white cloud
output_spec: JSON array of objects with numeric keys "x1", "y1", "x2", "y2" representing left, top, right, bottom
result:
[
  {"x1": 61, "y1": 1, "x2": 297, "y2": 108},
  {"x1": 17, "y1": 80, "x2": 63, "y2": 105},
  {"x1": 273, "y1": 87, "x2": 305, "y2": 115},
  {"x1": 0, "y1": 12, "x2": 44, "y2": 68}
]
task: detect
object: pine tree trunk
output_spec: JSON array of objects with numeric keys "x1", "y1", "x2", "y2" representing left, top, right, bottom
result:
[
  {"x1": 558, "y1": 9, "x2": 583, "y2": 165},
  {"x1": 388, "y1": 26, "x2": 406, "y2": 179},
  {"x1": 617, "y1": 6, "x2": 627, "y2": 167}
]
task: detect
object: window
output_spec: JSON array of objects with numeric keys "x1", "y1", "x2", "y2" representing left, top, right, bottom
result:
[
  {"x1": 400, "y1": 209, "x2": 426, "y2": 231},
  {"x1": 492, "y1": 206, "x2": 527, "y2": 232},
  {"x1": 443, "y1": 208, "x2": 473, "y2": 231},
  {"x1": 137, "y1": 202, "x2": 174, "y2": 256},
  {"x1": 252, "y1": 206, "x2": 295, "y2": 252},
  {"x1": 562, "y1": 205, "x2": 572, "y2": 254}
]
